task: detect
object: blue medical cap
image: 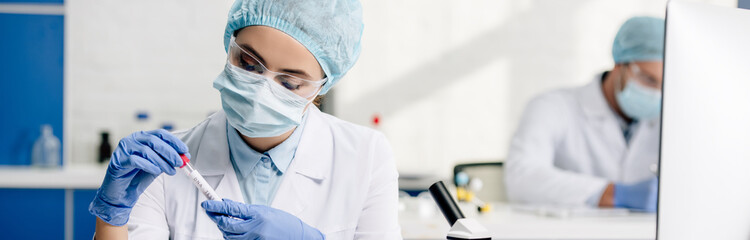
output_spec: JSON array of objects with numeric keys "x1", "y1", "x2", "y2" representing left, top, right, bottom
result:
[
  {"x1": 224, "y1": 0, "x2": 364, "y2": 95},
  {"x1": 612, "y1": 16, "x2": 665, "y2": 63}
]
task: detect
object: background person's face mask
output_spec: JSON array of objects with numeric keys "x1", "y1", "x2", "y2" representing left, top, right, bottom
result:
[
  {"x1": 214, "y1": 62, "x2": 311, "y2": 138},
  {"x1": 616, "y1": 79, "x2": 662, "y2": 120}
]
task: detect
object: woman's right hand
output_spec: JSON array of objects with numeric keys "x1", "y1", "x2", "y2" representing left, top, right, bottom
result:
[{"x1": 89, "y1": 129, "x2": 189, "y2": 226}]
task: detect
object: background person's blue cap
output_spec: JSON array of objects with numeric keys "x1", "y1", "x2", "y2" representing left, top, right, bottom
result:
[
  {"x1": 224, "y1": 0, "x2": 364, "y2": 95},
  {"x1": 612, "y1": 16, "x2": 665, "y2": 63}
]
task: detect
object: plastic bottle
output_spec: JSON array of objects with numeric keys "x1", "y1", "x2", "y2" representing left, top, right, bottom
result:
[{"x1": 31, "y1": 124, "x2": 61, "y2": 168}]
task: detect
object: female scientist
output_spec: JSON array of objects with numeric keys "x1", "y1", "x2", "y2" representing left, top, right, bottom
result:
[{"x1": 88, "y1": 0, "x2": 401, "y2": 239}]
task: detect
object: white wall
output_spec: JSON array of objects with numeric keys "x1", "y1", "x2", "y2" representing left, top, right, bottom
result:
[
  {"x1": 64, "y1": 0, "x2": 736, "y2": 177},
  {"x1": 335, "y1": 0, "x2": 736, "y2": 177},
  {"x1": 65, "y1": 0, "x2": 234, "y2": 164}
]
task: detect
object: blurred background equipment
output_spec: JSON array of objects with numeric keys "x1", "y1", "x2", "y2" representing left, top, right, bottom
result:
[
  {"x1": 659, "y1": 1, "x2": 750, "y2": 239},
  {"x1": 429, "y1": 181, "x2": 491, "y2": 240},
  {"x1": 97, "y1": 131, "x2": 111, "y2": 164},
  {"x1": 453, "y1": 162, "x2": 504, "y2": 213},
  {"x1": 453, "y1": 161, "x2": 505, "y2": 202}
]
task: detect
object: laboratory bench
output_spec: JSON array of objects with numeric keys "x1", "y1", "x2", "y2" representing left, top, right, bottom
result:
[
  {"x1": 0, "y1": 165, "x2": 106, "y2": 240},
  {"x1": 398, "y1": 201, "x2": 656, "y2": 240},
  {"x1": 0, "y1": 166, "x2": 656, "y2": 240}
]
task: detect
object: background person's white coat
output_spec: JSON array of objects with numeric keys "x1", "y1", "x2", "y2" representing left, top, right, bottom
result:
[
  {"x1": 504, "y1": 75, "x2": 661, "y2": 206},
  {"x1": 126, "y1": 107, "x2": 402, "y2": 240}
]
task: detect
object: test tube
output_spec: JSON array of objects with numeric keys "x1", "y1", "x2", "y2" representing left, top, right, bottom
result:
[{"x1": 179, "y1": 154, "x2": 222, "y2": 201}]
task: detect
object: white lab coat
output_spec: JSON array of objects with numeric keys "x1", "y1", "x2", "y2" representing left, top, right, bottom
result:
[
  {"x1": 126, "y1": 107, "x2": 402, "y2": 240},
  {"x1": 505, "y1": 74, "x2": 661, "y2": 206}
]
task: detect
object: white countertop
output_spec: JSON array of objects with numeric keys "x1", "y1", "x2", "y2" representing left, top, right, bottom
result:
[
  {"x1": 0, "y1": 164, "x2": 107, "y2": 189},
  {"x1": 399, "y1": 201, "x2": 656, "y2": 240},
  {"x1": 1, "y1": 167, "x2": 656, "y2": 239}
]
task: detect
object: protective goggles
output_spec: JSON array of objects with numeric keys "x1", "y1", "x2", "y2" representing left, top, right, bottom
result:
[
  {"x1": 627, "y1": 63, "x2": 661, "y2": 90},
  {"x1": 227, "y1": 37, "x2": 327, "y2": 99}
]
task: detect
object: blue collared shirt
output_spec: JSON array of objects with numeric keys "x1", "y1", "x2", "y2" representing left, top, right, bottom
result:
[
  {"x1": 614, "y1": 114, "x2": 638, "y2": 144},
  {"x1": 225, "y1": 114, "x2": 307, "y2": 205}
]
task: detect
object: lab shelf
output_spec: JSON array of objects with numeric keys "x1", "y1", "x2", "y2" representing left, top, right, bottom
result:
[{"x1": 0, "y1": 165, "x2": 107, "y2": 189}]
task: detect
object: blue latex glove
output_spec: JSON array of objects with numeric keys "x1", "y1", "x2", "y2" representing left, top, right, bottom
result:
[
  {"x1": 614, "y1": 176, "x2": 659, "y2": 212},
  {"x1": 89, "y1": 129, "x2": 189, "y2": 226},
  {"x1": 201, "y1": 199, "x2": 324, "y2": 240}
]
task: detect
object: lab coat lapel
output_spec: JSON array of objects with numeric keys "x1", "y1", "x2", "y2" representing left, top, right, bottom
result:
[
  {"x1": 192, "y1": 111, "x2": 244, "y2": 202},
  {"x1": 620, "y1": 117, "x2": 661, "y2": 182},
  {"x1": 271, "y1": 107, "x2": 333, "y2": 216},
  {"x1": 627, "y1": 118, "x2": 659, "y2": 148},
  {"x1": 192, "y1": 111, "x2": 232, "y2": 176},
  {"x1": 573, "y1": 75, "x2": 632, "y2": 181},
  {"x1": 577, "y1": 76, "x2": 628, "y2": 154},
  {"x1": 191, "y1": 111, "x2": 244, "y2": 236}
]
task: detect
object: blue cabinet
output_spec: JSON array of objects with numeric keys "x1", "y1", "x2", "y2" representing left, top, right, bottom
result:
[
  {"x1": 74, "y1": 190, "x2": 97, "y2": 240},
  {"x1": 0, "y1": 189, "x2": 65, "y2": 239},
  {"x1": 0, "y1": 188, "x2": 98, "y2": 239},
  {"x1": 0, "y1": 12, "x2": 64, "y2": 166}
]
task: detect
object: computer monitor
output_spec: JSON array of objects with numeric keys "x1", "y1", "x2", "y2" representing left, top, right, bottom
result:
[{"x1": 658, "y1": 1, "x2": 750, "y2": 239}]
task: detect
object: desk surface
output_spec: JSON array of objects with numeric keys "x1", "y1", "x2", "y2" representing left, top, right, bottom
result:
[
  {"x1": 0, "y1": 167, "x2": 656, "y2": 239},
  {"x1": 399, "y1": 202, "x2": 656, "y2": 240}
]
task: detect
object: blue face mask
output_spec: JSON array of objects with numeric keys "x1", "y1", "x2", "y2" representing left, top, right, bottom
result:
[
  {"x1": 615, "y1": 79, "x2": 662, "y2": 120},
  {"x1": 213, "y1": 62, "x2": 311, "y2": 138}
]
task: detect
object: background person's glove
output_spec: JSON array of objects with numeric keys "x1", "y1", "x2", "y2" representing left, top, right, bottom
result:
[
  {"x1": 202, "y1": 199, "x2": 324, "y2": 240},
  {"x1": 614, "y1": 176, "x2": 659, "y2": 212},
  {"x1": 89, "y1": 129, "x2": 189, "y2": 226}
]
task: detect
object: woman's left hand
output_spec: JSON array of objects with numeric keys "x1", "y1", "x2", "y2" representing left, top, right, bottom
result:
[{"x1": 201, "y1": 199, "x2": 324, "y2": 240}]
